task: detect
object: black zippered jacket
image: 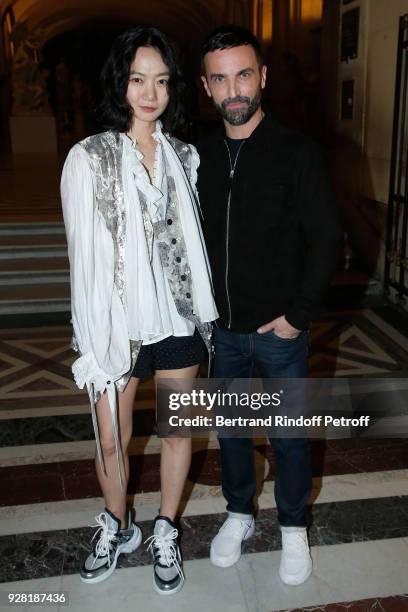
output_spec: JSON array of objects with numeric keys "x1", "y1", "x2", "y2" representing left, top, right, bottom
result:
[{"x1": 196, "y1": 114, "x2": 342, "y2": 332}]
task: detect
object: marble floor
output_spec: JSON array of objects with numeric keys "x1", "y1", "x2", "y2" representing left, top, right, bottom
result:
[{"x1": 0, "y1": 306, "x2": 407, "y2": 611}]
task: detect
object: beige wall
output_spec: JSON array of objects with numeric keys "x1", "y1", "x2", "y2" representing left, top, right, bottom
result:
[
  {"x1": 364, "y1": 0, "x2": 408, "y2": 203},
  {"x1": 336, "y1": 0, "x2": 408, "y2": 203},
  {"x1": 332, "y1": 0, "x2": 408, "y2": 281}
]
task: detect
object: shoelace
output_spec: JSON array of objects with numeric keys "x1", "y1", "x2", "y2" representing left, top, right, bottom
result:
[
  {"x1": 90, "y1": 512, "x2": 117, "y2": 568},
  {"x1": 282, "y1": 531, "x2": 308, "y2": 554},
  {"x1": 145, "y1": 529, "x2": 184, "y2": 579},
  {"x1": 220, "y1": 518, "x2": 252, "y2": 539}
]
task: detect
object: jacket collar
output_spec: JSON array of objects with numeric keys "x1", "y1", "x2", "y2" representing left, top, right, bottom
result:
[{"x1": 214, "y1": 110, "x2": 279, "y2": 147}]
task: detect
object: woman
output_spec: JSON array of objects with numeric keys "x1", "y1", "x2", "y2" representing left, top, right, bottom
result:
[{"x1": 61, "y1": 26, "x2": 217, "y2": 595}]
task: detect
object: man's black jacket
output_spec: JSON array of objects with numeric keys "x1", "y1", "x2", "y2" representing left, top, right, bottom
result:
[{"x1": 196, "y1": 113, "x2": 342, "y2": 333}]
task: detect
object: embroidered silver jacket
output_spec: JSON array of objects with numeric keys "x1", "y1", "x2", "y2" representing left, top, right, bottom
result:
[{"x1": 78, "y1": 130, "x2": 213, "y2": 394}]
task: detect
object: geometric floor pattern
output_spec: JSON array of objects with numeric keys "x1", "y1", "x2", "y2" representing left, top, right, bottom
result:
[
  {"x1": 1, "y1": 308, "x2": 408, "y2": 413},
  {"x1": 0, "y1": 307, "x2": 408, "y2": 611}
]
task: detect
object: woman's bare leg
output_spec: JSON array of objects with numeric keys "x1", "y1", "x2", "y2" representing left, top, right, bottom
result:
[
  {"x1": 95, "y1": 377, "x2": 139, "y2": 527},
  {"x1": 155, "y1": 365, "x2": 199, "y2": 520}
]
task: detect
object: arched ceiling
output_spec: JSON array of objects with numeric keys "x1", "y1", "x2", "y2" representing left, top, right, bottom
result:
[{"x1": 5, "y1": 0, "x2": 241, "y2": 47}]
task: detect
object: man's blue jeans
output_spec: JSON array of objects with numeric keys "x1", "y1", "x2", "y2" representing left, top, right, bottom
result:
[{"x1": 213, "y1": 327, "x2": 312, "y2": 527}]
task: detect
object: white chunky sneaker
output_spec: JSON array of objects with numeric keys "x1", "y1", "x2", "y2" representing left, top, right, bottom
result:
[
  {"x1": 279, "y1": 526, "x2": 312, "y2": 585},
  {"x1": 210, "y1": 513, "x2": 255, "y2": 567}
]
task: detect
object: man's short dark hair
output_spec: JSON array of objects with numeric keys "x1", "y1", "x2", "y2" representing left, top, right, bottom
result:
[{"x1": 201, "y1": 24, "x2": 263, "y2": 67}]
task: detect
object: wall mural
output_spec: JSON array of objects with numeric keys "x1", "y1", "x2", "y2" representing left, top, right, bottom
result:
[{"x1": 10, "y1": 21, "x2": 51, "y2": 115}]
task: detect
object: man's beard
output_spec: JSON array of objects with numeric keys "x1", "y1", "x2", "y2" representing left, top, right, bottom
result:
[{"x1": 215, "y1": 89, "x2": 262, "y2": 126}]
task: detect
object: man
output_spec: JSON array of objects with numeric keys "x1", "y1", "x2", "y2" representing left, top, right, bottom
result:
[{"x1": 196, "y1": 25, "x2": 342, "y2": 585}]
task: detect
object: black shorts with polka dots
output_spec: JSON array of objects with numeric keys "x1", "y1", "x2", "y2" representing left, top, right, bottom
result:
[{"x1": 131, "y1": 329, "x2": 207, "y2": 379}]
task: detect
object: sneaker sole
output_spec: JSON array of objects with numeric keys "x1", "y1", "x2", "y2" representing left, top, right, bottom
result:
[
  {"x1": 80, "y1": 526, "x2": 143, "y2": 585},
  {"x1": 210, "y1": 521, "x2": 255, "y2": 568},
  {"x1": 152, "y1": 575, "x2": 185, "y2": 596}
]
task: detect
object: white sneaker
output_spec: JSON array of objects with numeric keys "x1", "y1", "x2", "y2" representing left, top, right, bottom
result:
[
  {"x1": 279, "y1": 526, "x2": 312, "y2": 585},
  {"x1": 210, "y1": 513, "x2": 255, "y2": 567}
]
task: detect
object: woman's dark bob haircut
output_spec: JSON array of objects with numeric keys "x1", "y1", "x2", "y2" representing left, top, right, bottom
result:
[{"x1": 99, "y1": 26, "x2": 186, "y2": 133}]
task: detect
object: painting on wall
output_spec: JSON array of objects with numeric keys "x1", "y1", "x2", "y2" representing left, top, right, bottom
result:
[{"x1": 341, "y1": 7, "x2": 360, "y2": 62}]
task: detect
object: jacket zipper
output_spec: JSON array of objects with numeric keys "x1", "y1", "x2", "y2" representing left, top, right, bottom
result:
[{"x1": 224, "y1": 139, "x2": 245, "y2": 329}]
